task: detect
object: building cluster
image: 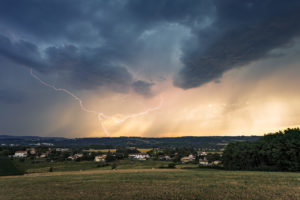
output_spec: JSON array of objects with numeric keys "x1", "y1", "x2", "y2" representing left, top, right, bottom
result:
[
  {"x1": 13, "y1": 148, "x2": 37, "y2": 158},
  {"x1": 179, "y1": 152, "x2": 221, "y2": 166},
  {"x1": 68, "y1": 153, "x2": 83, "y2": 160},
  {"x1": 94, "y1": 155, "x2": 107, "y2": 162},
  {"x1": 128, "y1": 153, "x2": 150, "y2": 161},
  {"x1": 9, "y1": 147, "x2": 222, "y2": 167}
]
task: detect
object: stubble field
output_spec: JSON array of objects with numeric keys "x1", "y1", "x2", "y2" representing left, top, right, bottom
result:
[{"x1": 0, "y1": 169, "x2": 299, "y2": 200}]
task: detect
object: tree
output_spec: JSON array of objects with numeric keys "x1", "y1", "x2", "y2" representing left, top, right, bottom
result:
[
  {"x1": 223, "y1": 128, "x2": 300, "y2": 171},
  {"x1": 105, "y1": 152, "x2": 116, "y2": 162},
  {"x1": 111, "y1": 163, "x2": 117, "y2": 170}
]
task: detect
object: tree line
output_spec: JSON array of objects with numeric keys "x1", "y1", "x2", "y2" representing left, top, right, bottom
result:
[{"x1": 223, "y1": 128, "x2": 300, "y2": 171}]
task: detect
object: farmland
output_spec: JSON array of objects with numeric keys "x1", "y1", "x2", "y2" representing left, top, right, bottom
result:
[
  {"x1": 12, "y1": 159, "x2": 174, "y2": 174},
  {"x1": 0, "y1": 169, "x2": 299, "y2": 200}
]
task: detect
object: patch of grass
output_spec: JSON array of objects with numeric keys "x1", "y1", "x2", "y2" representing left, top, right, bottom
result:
[
  {"x1": 113, "y1": 159, "x2": 172, "y2": 169},
  {"x1": 0, "y1": 169, "x2": 299, "y2": 200},
  {"x1": 176, "y1": 163, "x2": 199, "y2": 169},
  {"x1": 12, "y1": 159, "x2": 173, "y2": 174},
  {"x1": 13, "y1": 160, "x2": 109, "y2": 173}
]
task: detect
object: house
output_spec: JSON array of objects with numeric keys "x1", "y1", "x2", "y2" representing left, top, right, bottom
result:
[
  {"x1": 129, "y1": 154, "x2": 150, "y2": 161},
  {"x1": 30, "y1": 148, "x2": 36, "y2": 155},
  {"x1": 212, "y1": 160, "x2": 221, "y2": 165},
  {"x1": 74, "y1": 153, "x2": 83, "y2": 159},
  {"x1": 67, "y1": 155, "x2": 74, "y2": 160},
  {"x1": 199, "y1": 151, "x2": 207, "y2": 156},
  {"x1": 94, "y1": 155, "x2": 107, "y2": 162},
  {"x1": 55, "y1": 148, "x2": 69, "y2": 152},
  {"x1": 159, "y1": 155, "x2": 172, "y2": 161},
  {"x1": 181, "y1": 154, "x2": 195, "y2": 163},
  {"x1": 40, "y1": 153, "x2": 47, "y2": 158},
  {"x1": 68, "y1": 153, "x2": 83, "y2": 160},
  {"x1": 14, "y1": 150, "x2": 27, "y2": 158},
  {"x1": 26, "y1": 148, "x2": 36, "y2": 155},
  {"x1": 199, "y1": 157, "x2": 209, "y2": 166}
]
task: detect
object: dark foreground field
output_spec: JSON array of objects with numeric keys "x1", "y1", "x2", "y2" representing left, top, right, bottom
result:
[{"x1": 0, "y1": 169, "x2": 299, "y2": 200}]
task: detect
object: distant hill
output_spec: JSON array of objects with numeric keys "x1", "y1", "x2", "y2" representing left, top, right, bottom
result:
[{"x1": 0, "y1": 135, "x2": 260, "y2": 149}]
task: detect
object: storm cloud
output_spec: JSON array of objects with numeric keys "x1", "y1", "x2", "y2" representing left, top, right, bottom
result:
[
  {"x1": 0, "y1": 0, "x2": 300, "y2": 92},
  {"x1": 132, "y1": 80, "x2": 154, "y2": 97},
  {"x1": 174, "y1": 0, "x2": 300, "y2": 88},
  {"x1": 1, "y1": 0, "x2": 300, "y2": 137}
]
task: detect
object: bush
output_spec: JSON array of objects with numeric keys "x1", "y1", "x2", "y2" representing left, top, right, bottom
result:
[
  {"x1": 198, "y1": 165, "x2": 224, "y2": 170},
  {"x1": 0, "y1": 157, "x2": 24, "y2": 176},
  {"x1": 49, "y1": 167, "x2": 53, "y2": 172},
  {"x1": 96, "y1": 163, "x2": 108, "y2": 168},
  {"x1": 168, "y1": 163, "x2": 176, "y2": 168},
  {"x1": 111, "y1": 163, "x2": 117, "y2": 170}
]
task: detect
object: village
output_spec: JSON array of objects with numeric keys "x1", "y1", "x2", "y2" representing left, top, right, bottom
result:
[{"x1": 7, "y1": 146, "x2": 222, "y2": 169}]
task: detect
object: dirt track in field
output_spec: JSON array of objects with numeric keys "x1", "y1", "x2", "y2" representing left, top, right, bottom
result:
[{"x1": 0, "y1": 168, "x2": 184, "y2": 178}]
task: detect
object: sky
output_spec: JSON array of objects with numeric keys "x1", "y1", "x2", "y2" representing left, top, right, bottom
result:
[{"x1": 1, "y1": 0, "x2": 300, "y2": 137}]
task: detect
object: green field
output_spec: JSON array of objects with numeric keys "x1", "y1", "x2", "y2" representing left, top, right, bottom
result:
[
  {"x1": 13, "y1": 160, "x2": 104, "y2": 173},
  {"x1": 0, "y1": 169, "x2": 299, "y2": 200},
  {"x1": 11, "y1": 159, "x2": 174, "y2": 173}
]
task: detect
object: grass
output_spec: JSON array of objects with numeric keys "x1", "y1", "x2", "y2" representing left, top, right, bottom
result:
[
  {"x1": 13, "y1": 160, "x2": 106, "y2": 173},
  {"x1": 12, "y1": 159, "x2": 174, "y2": 173},
  {"x1": 0, "y1": 169, "x2": 299, "y2": 200},
  {"x1": 176, "y1": 163, "x2": 199, "y2": 169},
  {"x1": 113, "y1": 159, "x2": 172, "y2": 169}
]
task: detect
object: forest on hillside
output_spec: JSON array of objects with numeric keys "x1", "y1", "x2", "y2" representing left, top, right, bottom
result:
[
  {"x1": 223, "y1": 128, "x2": 300, "y2": 171},
  {"x1": 0, "y1": 135, "x2": 259, "y2": 149}
]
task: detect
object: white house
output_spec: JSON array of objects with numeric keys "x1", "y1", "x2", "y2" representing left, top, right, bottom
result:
[
  {"x1": 40, "y1": 153, "x2": 47, "y2": 158},
  {"x1": 68, "y1": 153, "x2": 83, "y2": 160},
  {"x1": 14, "y1": 150, "x2": 28, "y2": 158},
  {"x1": 181, "y1": 154, "x2": 195, "y2": 163},
  {"x1": 129, "y1": 154, "x2": 150, "y2": 160},
  {"x1": 94, "y1": 155, "x2": 107, "y2": 162},
  {"x1": 159, "y1": 155, "x2": 172, "y2": 161},
  {"x1": 199, "y1": 157, "x2": 209, "y2": 166},
  {"x1": 212, "y1": 160, "x2": 221, "y2": 165},
  {"x1": 26, "y1": 148, "x2": 36, "y2": 155}
]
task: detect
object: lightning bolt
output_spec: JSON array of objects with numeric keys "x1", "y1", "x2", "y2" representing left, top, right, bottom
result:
[{"x1": 30, "y1": 69, "x2": 163, "y2": 136}]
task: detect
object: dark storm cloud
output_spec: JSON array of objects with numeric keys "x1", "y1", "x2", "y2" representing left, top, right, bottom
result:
[
  {"x1": 0, "y1": 0, "x2": 300, "y2": 92},
  {"x1": 0, "y1": 0, "x2": 152, "y2": 94},
  {"x1": 44, "y1": 45, "x2": 133, "y2": 91},
  {"x1": 174, "y1": 0, "x2": 300, "y2": 89},
  {"x1": 125, "y1": 0, "x2": 213, "y2": 25},
  {"x1": 0, "y1": 35, "x2": 133, "y2": 92},
  {"x1": 0, "y1": 0, "x2": 86, "y2": 41},
  {"x1": 132, "y1": 80, "x2": 154, "y2": 97},
  {"x1": 0, "y1": 35, "x2": 42, "y2": 70}
]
